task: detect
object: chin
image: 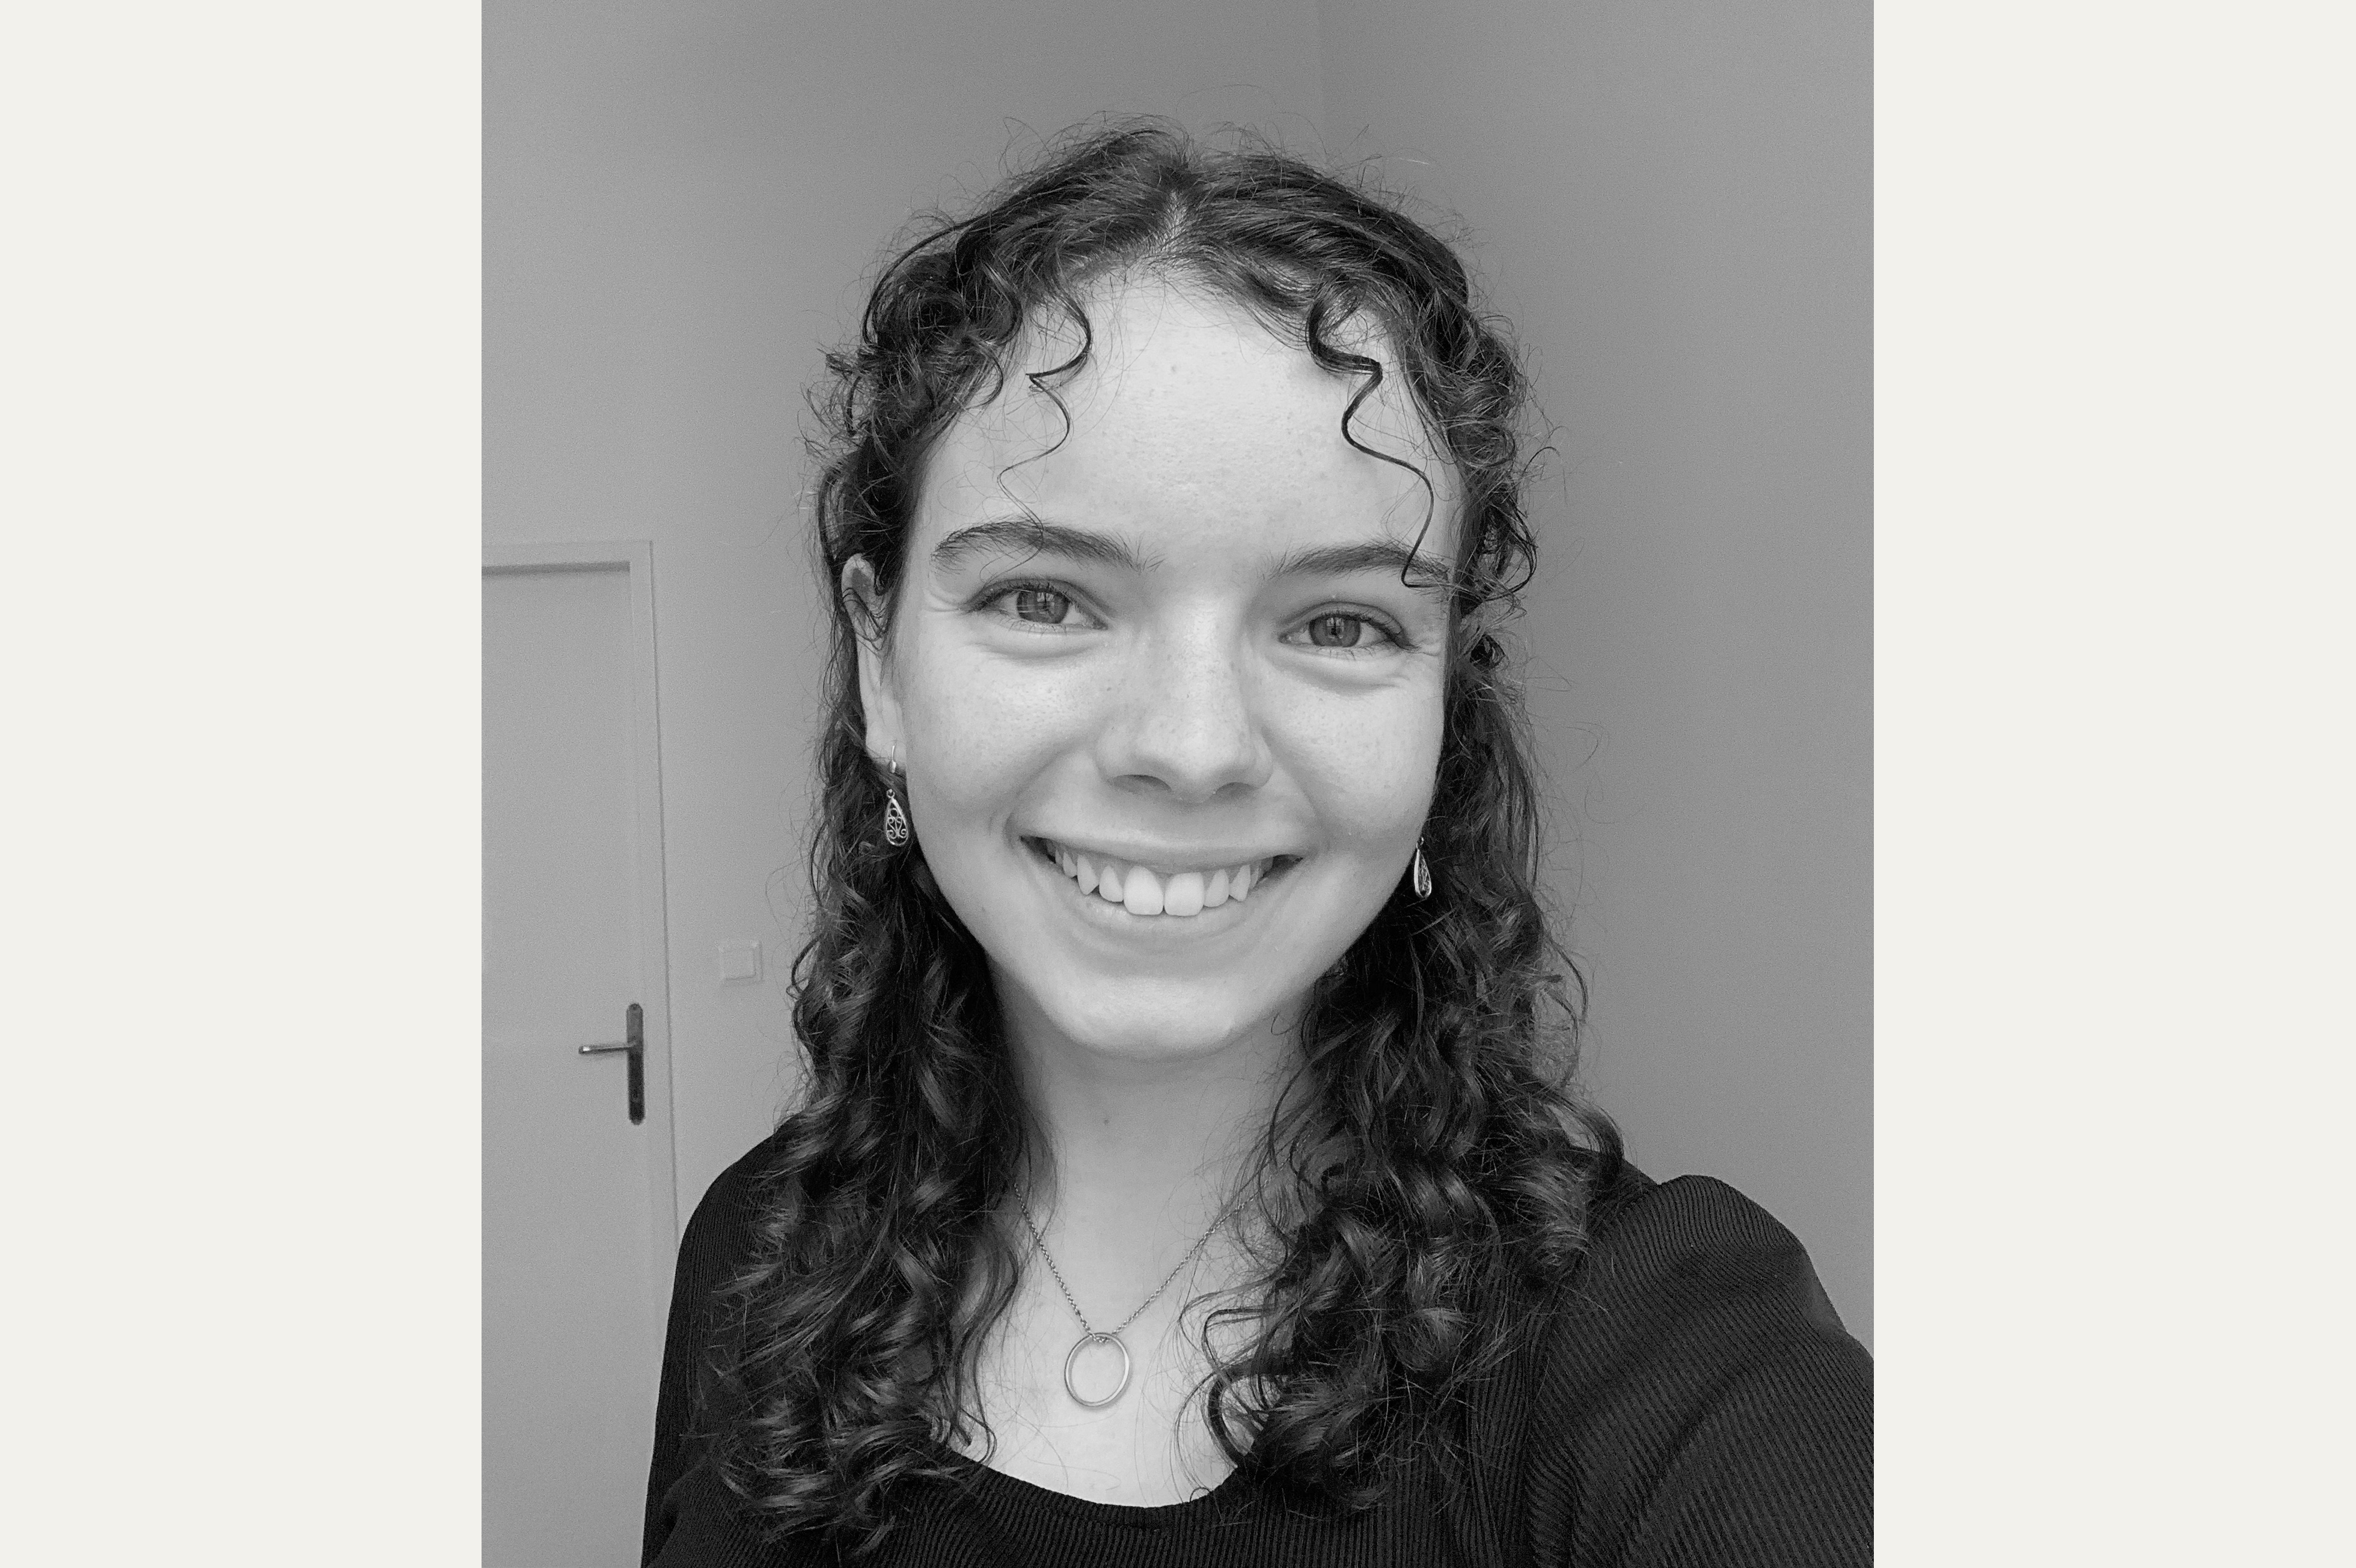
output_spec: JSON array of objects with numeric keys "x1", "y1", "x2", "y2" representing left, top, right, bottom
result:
[{"x1": 1035, "y1": 974, "x2": 1293, "y2": 1064}]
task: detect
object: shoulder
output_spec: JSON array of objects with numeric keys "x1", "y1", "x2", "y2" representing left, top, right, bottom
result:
[
  {"x1": 657, "y1": 1130, "x2": 800, "y2": 1432},
  {"x1": 674, "y1": 1129, "x2": 793, "y2": 1289},
  {"x1": 1576, "y1": 1166, "x2": 1859, "y2": 1347},
  {"x1": 1516, "y1": 1165, "x2": 1872, "y2": 1567},
  {"x1": 643, "y1": 1130, "x2": 795, "y2": 1564}
]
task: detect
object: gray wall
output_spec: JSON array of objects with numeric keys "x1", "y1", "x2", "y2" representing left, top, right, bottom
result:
[{"x1": 488, "y1": 0, "x2": 1870, "y2": 1345}]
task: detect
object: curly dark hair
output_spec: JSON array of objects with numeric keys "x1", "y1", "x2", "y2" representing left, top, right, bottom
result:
[{"x1": 707, "y1": 120, "x2": 1623, "y2": 1552}]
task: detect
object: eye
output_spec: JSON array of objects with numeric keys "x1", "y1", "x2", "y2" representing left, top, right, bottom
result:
[
  {"x1": 1008, "y1": 587, "x2": 1073, "y2": 625},
  {"x1": 1307, "y1": 613, "x2": 1365, "y2": 648},
  {"x1": 975, "y1": 581, "x2": 1103, "y2": 633},
  {"x1": 1286, "y1": 609, "x2": 1404, "y2": 652}
]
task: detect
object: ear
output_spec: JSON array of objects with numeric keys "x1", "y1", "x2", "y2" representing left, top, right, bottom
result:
[{"x1": 841, "y1": 555, "x2": 906, "y2": 769}]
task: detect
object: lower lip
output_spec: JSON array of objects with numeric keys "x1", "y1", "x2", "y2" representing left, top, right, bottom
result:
[{"x1": 1023, "y1": 841, "x2": 1289, "y2": 933}]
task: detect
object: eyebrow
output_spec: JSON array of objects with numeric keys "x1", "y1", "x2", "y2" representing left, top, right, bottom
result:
[
  {"x1": 931, "y1": 516, "x2": 1454, "y2": 599},
  {"x1": 1268, "y1": 540, "x2": 1455, "y2": 599},
  {"x1": 930, "y1": 516, "x2": 1158, "y2": 574}
]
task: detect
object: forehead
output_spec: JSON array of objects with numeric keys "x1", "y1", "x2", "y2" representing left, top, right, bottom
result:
[{"x1": 913, "y1": 276, "x2": 1461, "y2": 564}]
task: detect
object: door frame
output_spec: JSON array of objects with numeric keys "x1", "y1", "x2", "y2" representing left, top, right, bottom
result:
[{"x1": 485, "y1": 540, "x2": 680, "y2": 1266}]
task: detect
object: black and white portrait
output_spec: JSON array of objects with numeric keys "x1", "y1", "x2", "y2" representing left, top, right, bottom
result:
[{"x1": 16, "y1": 4, "x2": 2343, "y2": 1566}]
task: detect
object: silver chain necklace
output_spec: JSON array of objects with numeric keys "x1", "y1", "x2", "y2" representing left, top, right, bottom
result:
[{"x1": 1017, "y1": 1193, "x2": 1240, "y2": 1409}]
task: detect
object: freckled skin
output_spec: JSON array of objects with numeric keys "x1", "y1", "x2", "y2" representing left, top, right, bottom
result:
[{"x1": 855, "y1": 277, "x2": 1458, "y2": 1070}]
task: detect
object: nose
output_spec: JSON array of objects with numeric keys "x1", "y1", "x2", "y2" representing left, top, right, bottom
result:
[{"x1": 1095, "y1": 619, "x2": 1273, "y2": 802}]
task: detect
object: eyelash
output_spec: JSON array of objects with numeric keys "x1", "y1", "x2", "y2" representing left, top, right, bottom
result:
[{"x1": 972, "y1": 580, "x2": 1411, "y2": 653}]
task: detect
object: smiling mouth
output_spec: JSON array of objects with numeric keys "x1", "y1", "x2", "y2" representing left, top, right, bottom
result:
[{"x1": 1024, "y1": 837, "x2": 1294, "y2": 920}]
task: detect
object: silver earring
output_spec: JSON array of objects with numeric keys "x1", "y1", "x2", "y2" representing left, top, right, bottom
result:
[
  {"x1": 883, "y1": 748, "x2": 910, "y2": 847},
  {"x1": 1411, "y1": 840, "x2": 1432, "y2": 900}
]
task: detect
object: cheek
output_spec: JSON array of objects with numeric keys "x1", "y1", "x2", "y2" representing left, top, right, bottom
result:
[
  {"x1": 895, "y1": 644, "x2": 1087, "y2": 826},
  {"x1": 1282, "y1": 687, "x2": 1444, "y2": 846}
]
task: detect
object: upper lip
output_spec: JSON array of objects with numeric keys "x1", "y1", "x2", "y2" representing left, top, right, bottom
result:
[{"x1": 1024, "y1": 833, "x2": 1297, "y2": 874}]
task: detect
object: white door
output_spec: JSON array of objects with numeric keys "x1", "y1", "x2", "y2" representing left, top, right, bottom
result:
[{"x1": 484, "y1": 545, "x2": 678, "y2": 1567}]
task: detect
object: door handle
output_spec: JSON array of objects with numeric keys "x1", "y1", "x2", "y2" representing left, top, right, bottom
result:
[{"x1": 577, "y1": 1002, "x2": 645, "y2": 1124}]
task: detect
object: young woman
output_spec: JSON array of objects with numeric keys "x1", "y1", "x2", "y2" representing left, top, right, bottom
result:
[{"x1": 643, "y1": 123, "x2": 1870, "y2": 1567}]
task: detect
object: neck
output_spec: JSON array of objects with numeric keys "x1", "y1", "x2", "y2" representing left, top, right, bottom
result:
[{"x1": 999, "y1": 990, "x2": 1298, "y2": 1245}]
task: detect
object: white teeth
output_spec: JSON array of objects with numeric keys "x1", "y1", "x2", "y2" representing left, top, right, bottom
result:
[
  {"x1": 1040, "y1": 840, "x2": 1274, "y2": 918},
  {"x1": 1163, "y1": 871, "x2": 1204, "y2": 917},
  {"x1": 1122, "y1": 865, "x2": 1164, "y2": 916}
]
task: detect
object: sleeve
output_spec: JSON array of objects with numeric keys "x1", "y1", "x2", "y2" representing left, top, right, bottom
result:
[
  {"x1": 1526, "y1": 1175, "x2": 1873, "y2": 1568},
  {"x1": 641, "y1": 1137, "x2": 777, "y2": 1567}
]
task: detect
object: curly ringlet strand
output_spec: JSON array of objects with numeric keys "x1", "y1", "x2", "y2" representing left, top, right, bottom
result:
[{"x1": 708, "y1": 120, "x2": 1622, "y2": 1551}]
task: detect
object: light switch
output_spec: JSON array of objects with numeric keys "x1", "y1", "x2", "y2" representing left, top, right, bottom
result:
[{"x1": 717, "y1": 940, "x2": 762, "y2": 984}]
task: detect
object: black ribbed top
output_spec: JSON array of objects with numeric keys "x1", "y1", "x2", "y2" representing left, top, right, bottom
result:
[{"x1": 643, "y1": 1136, "x2": 1871, "y2": 1567}]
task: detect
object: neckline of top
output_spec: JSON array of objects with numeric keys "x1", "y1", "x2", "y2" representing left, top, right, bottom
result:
[{"x1": 930, "y1": 1442, "x2": 1250, "y2": 1528}]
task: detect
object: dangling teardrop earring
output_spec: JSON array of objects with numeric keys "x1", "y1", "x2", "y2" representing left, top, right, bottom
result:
[
  {"x1": 882, "y1": 747, "x2": 910, "y2": 847},
  {"x1": 1411, "y1": 838, "x2": 1432, "y2": 900}
]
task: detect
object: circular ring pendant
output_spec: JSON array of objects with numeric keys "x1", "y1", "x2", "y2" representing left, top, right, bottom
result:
[{"x1": 1062, "y1": 1331, "x2": 1133, "y2": 1409}]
